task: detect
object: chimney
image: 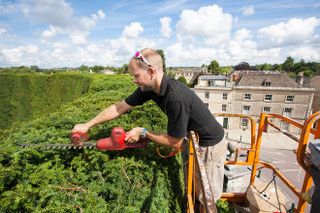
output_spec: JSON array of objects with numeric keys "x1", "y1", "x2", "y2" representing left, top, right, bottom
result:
[
  {"x1": 296, "y1": 71, "x2": 304, "y2": 86},
  {"x1": 231, "y1": 73, "x2": 239, "y2": 82}
]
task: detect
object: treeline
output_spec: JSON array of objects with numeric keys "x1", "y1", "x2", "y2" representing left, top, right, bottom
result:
[
  {"x1": 2, "y1": 54, "x2": 319, "y2": 78},
  {"x1": 0, "y1": 65, "x2": 128, "y2": 74},
  {"x1": 199, "y1": 57, "x2": 319, "y2": 78},
  {"x1": 234, "y1": 57, "x2": 320, "y2": 77}
]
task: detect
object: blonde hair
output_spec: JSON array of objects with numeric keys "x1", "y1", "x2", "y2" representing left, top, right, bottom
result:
[{"x1": 129, "y1": 48, "x2": 163, "y2": 73}]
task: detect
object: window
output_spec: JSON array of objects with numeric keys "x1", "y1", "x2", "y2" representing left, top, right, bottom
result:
[
  {"x1": 262, "y1": 81, "x2": 271, "y2": 86},
  {"x1": 263, "y1": 107, "x2": 271, "y2": 113},
  {"x1": 264, "y1": 94, "x2": 272, "y2": 101},
  {"x1": 286, "y1": 95, "x2": 294, "y2": 103},
  {"x1": 244, "y1": 93, "x2": 251, "y2": 100},
  {"x1": 281, "y1": 121, "x2": 289, "y2": 131},
  {"x1": 208, "y1": 80, "x2": 215, "y2": 87},
  {"x1": 283, "y1": 108, "x2": 292, "y2": 117},
  {"x1": 205, "y1": 91, "x2": 209, "y2": 99},
  {"x1": 241, "y1": 118, "x2": 249, "y2": 128},
  {"x1": 242, "y1": 105, "x2": 250, "y2": 114},
  {"x1": 223, "y1": 93, "x2": 228, "y2": 100},
  {"x1": 222, "y1": 104, "x2": 227, "y2": 112},
  {"x1": 204, "y1": 103, "x2": 209, "y2": 108}
]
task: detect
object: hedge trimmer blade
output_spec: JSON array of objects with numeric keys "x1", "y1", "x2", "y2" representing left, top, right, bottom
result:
[
  {"x1": 19, "y1": 127, "x2": 149, "y2": 152},
  {"x1": 20, "y1": 142, "x2": 96, "y2": 150}
]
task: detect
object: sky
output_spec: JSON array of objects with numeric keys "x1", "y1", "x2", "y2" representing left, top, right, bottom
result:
[{"x1": 0, "y1": 0, "x2": 319, "y2": 68}]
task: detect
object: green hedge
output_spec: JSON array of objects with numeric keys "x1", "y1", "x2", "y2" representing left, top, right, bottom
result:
[
  {"x1": 0, "y1": 73, "x2": 184, "y2": 212},
  {"x1": 0, "y1": 73, "x2": 91, "y2": 129}
]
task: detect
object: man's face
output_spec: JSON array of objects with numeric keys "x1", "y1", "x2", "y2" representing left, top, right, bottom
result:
[{"x1": 130, "y1": 62, "x2": 154, "y2": 92}]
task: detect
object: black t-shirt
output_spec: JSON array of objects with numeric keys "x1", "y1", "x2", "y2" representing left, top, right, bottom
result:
[{"x1": 125, "y1": 75, "x2": 224, "y2": 146}]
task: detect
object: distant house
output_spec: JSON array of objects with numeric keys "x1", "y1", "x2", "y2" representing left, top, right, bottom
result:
[
  {"x1": 194, "y1": 72, "x2": 315, "y2": 133},
  {"x1": 309, "y1": 75, "x2": 320, "y2": 112},
  {"x1": 101, "y1": 69, "x2": 115, "y2": 75},
  {"x1": 197, "y1": 75, "x2": 230, "y2": 87},
  {"x1": 174, "y1": 67, "x2": 207, "y2": 84}
]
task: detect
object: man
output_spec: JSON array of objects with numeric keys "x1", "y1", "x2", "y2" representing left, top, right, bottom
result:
[{"x1": 71, "y1": 48, "x2": 226, "y2": 203}]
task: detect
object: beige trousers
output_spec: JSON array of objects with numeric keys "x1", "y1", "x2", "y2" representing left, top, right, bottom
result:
[{"x1": 195, "y1": 138, "x2": 227, "y2": 203}]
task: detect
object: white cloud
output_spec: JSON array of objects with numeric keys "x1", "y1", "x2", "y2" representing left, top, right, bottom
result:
[
  {"x1": 176, "y1": 4, "x2": 232, "y2": 41},
  {"x1": 0, "y1": 1, "x2": 25, "y2": 15},
  {"x1": 97, "y1": 9, "x2": 106, "y2": 19},
  {"x1": 91, "y1": 10, "x2": 106, "y2": 21},
  {"x1": 241, "y1": 6, "x2": 255, "y2": 16},
  {"x1": 1, "y1": 45, "x2": 39, "y2": 65},
  {"x1": 0, "y1": 34, "x2": 158, "y2": 68},
  {"x1": 160, "y1": 17, "x2": 172, "y2": 38},
  {"x1": 156, "y1": 0, "x2": 189, "y2": 13},
  {"x1": 69, "y1": 30, "x2": 89, "y2": 45},
  {"x1": 165, "y1": 27, "x2": 285, "y2": 66},
  {"x1": 226, "y1": 29, "x2": 256, "y2": 58},
  {"x1": 122, "y1": 22, "x2": 144, "y2": 39},
  {"x1": 290, "y1": 46, "x2": 320, "y2": 61},
  {"x1": 21, "y1": 0, "x2": 74, "y2": 28},
  {"x1": 1, "y1": 2, "x2": 319, "y2": 68},
  {"x1": 166, "y1": 43, "x2": 216, "y2": 66},
  {"x1": 40, "y1": 25, "x2": 59, "y2": 42},
  {"x1": 0, "y1": 27, "x2": 7, "y2": 36},
  {"x1": 21, "y1": 0, "x2": 105, "y2": 45},
  {"x1": 258, "y1": 17, "x2": 320, "y2": 47}
]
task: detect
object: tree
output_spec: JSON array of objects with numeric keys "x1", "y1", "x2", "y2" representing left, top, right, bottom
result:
[
  {"x1": 30, "y1": 65, "x2": 40, "y2": 72},
  {"x1": 272, "y1": 64, "x2": 282, "y2": 71},
  {"x1": 293, "y1": 59, "x2": 307, "y2": 74},
  {"x1": 235, "y1": 62, "x2": 250, "y2": 70},
  {"x1": 121, "y1": 63, "x2": 128, "y2": 74},
  {"x1": 282, "y1": 56, "x2": 294, "y2": 72},
  {"x1": 220, "y1": 66, "x2": 232, "y2": 74},
  {"x1": 91, "y1": 65, "x2": 104, "y2": 73},
  {"x1": 208, "y1": 60, "x2": 221, "y2": 75},
  {"x1": 307, "y1": 62, "x2": 320, "y2": 75},
  {"x1": 79, "y1": 65, "x2": 89, "y2": 72},
  {"x1": 156, "y1": 49, "x2": 166, "y2": 73},
  {"x1": 166, "y1": 69, "x2": 175, "y2": 78},
  {"x1": 178, "y1": 76, "x2": 187, "y2": 85},
  {"x1": 260, "y1": 63, "x2": 273, "y2": 71}
]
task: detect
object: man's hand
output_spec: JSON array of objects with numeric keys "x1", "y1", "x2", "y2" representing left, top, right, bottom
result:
[
  {"x1": 125, "y1": 127, "x2": 143, "y2": 143},
  {"x1": 71, "y1": 123, "x2": 90, "y2": 134}
]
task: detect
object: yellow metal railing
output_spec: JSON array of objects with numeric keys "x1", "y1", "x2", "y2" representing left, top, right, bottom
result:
[{"x1": 186, "y1": 112, "x2": 320, "y2": 213}]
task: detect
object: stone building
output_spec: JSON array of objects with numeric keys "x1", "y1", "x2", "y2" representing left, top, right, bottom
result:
[
  {"x1": 309, "y1": 75, "x2": 320, "y2": 113},
  {"x1": 174, "y1": 67, "x2": 207, "y2": 84},
  {"x1": 194, "y1": 72, "x2": 315, "y2": 134}
]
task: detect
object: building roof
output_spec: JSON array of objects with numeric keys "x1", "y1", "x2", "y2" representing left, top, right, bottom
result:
[
  {"x1": 235, "y1": 73, "x2": 301, "y2": 88},
  {"x1": 309, "y1": 75, "x2": 320, "y2": 88},
  {"x1": 199, "y1": 75, "x2": 227, "y2": 80},
  {"x1": 175, "y1": 68, "x2": 205, "y2": 73}
]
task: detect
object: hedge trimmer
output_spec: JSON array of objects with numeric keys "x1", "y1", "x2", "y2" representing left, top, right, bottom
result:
[
  {"x1": 20, "y1": 127, "x2": 147, "y2": 151},
  {"x1": 20, "y1": 126, "x2": 182, "y2": 158}
]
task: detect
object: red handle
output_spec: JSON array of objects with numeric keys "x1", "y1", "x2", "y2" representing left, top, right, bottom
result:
[
  {"x1": 70, "y1": 132, "x2": 89, "y2": 145},
  {"x1": 96, "y1": 127, "x2": 147, "y2": 151},
  {"x1": 96, "y1": 127, "x2": 126, "y2": 151}
]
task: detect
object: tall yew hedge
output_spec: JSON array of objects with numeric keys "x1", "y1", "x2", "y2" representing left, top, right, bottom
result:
[
  {"x1": 0, "y1": 73, "x2": 91, "y2": 129},
  {"x1": 0, "y1": 73, "x2": 184, "y2": 212}
]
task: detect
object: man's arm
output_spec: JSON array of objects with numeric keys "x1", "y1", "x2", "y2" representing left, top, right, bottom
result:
[
  {"x1": 125, "y1": 127, "x2": 184, "y2": 149},
  {"x1": 72, "y1": 100, "x2": 132, "y2": 133}
]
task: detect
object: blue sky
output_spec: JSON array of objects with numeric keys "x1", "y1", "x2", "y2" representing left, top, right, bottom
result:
[{"x1": 0, "y1": 0, "x2": 319, "y2": 68}]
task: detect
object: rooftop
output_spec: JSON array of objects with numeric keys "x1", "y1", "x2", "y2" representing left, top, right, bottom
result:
[
  {"x1": 199, "y1": 75, "x2": 228, "y2": 80},
  {"x1": 235, "y1": 73, "x2": 302, "y2": 88}
]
